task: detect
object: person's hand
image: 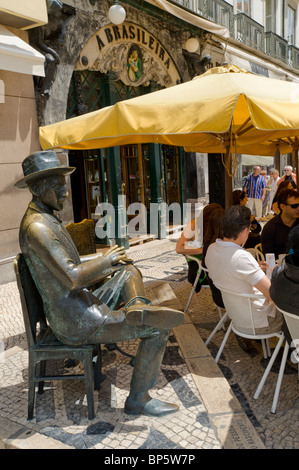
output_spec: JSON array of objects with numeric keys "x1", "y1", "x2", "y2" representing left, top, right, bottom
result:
[
  {"x1": 105, "y1": 245, "x2": 133, "y2": 266},
  {"x1": 258, "y1": 260, "x2": 268, "y2": 273}
]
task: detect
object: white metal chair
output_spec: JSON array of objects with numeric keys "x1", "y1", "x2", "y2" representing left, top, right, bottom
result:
[
  {"x1": 184, "y1": 255, "x2": 209, "y2": 313},
  {"x1": 214, "y1": 288, "x2": 285, "y2": 413},
  {"x1": 245, "y1": 247, "x2": 265, "y2": 262},
  {"x1": 270, "y1": 308, "x2": 299, "y2": 414},
  {"x1": 184, "y1": 255, "x2": 226, "y2": 339}
]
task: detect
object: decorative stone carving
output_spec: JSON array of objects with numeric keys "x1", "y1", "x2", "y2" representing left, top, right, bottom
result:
[
  {"x1": 92, "y1": 43, "x2": 171, "y2": 87},
  {"x1": 75, "y1": 22, "x2": 181, "y2": 87}
]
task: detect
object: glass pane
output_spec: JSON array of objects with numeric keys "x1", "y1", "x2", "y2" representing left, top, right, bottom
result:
[
  {"x1": 162, "y1": 145, "x2": 180, "y2": 206},
  {"x1": 84, "y1": 152, "x2": 101, "y2": 218},
  {"x1": 237, "y1": 0, "x2": 250, "y2": 14},
  {"x1": 288, "y1": 6, "x2": 295, "y2": 44}
]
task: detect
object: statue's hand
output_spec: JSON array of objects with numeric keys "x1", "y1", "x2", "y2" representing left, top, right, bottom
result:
[{"x1": 105, "y1": 245, "x2": 133, "y2": 266}]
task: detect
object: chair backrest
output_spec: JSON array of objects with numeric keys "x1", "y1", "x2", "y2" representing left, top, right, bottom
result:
[
  {"x1": 219, "y1": 288, "x2": 263, "y2": 335},
  {"x1": 14, "y1": 254, "x2": 47, "y2": 348},
  {"x1": 277, "y1": 308, "x2": 299, "y2": 343},
  {"x1": 184, "y1": 254, "x2": 201, "y2": 266},
  {"x1": 65, "y1": 219, "x2": 96, "y2": 255},
  {"x1": 245, "y1": 248, "x2": 265, "y2": 262},
  {"x1": 255, "y1": 243, "x2": 263, "y2": 255}
]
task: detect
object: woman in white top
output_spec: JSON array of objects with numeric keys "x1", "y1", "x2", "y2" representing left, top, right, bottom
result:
[{"x1": 268, "y1": 169, "x2": 280, "y2": 212}]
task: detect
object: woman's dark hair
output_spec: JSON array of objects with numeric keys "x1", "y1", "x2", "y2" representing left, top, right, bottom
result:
[
  {"x1": 203, "y1": 203, "x2": 223, "y2": 227},
  {"x1": 272, "y1": 180, "x2": 293, "y2": 208},
  {"x1": 286, "y1": 224, "x2": 299, "y2": 266},
  {"x1": 203, "y1": 206, "x2": 224, "y2": 244},
  {"x1": 221, "y1": 205, "x2": 251, "y2": 239},
  {"x1": 232, "y1": 189, "x2": 246, "y2": 205}
]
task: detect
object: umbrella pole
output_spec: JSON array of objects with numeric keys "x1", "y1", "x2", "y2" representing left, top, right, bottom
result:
[{"x1": 224, "y1": 147, "x2": 233, "y2": 208}]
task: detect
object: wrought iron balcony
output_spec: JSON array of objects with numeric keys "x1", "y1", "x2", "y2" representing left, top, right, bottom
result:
[
  {"x1": 234, "y1": 12, "x2": 264, "y2": 52},
  {"x1": 289, "y1": 45, "x2": 299, "y2": 70},
  {"x1": 172, "y1": 0, "x2": 299, "y2": 71},
  {"x1": 195, "y1": 0, "x2": 234, "y2": 35},
  {"x1": 265, "y1": 31, "x2": 288, "y2": 64}
]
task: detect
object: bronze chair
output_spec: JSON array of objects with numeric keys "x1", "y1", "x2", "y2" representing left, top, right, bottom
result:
[
  {"x1": 65, "y1": 218, "x2": 97, "y2": 255},
  {"x1": 14, "y1": 254, "x2": 102, "y2": 421}
]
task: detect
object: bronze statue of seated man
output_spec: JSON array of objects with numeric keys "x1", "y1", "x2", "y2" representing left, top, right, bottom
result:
[{"x1": 15, "y1": 150, "x2": 185, "y2": 417}]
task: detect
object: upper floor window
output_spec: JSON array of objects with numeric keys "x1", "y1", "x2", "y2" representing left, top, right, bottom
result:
[
  {"x1": 265, "y1": 0, "x2": 276, "y2": 32},
  {"x1": 287, "y1": 5, "x2": 295, "y2": 45},
  {"x1": 236, "y1": 0, "x2": 250, "y2": 15}
]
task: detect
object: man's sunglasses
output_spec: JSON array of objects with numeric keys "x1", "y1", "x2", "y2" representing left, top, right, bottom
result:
[{"x1": 284, "y1": 203, "x2": 299, "y2": 209}]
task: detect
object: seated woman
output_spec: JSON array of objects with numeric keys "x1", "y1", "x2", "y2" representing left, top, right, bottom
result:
[
  {"x1": 232, "y1": 189, "x2": 261, "y2": 249},
  {"x1": 202, "y1": 206, "x2": 225, "y2": 308},
  {"x1": 270, "y1": 224, "x2": 299, "y2": 345},
  {"x1": 176, "y1": 203, "x2": 223, "y2": 293}
]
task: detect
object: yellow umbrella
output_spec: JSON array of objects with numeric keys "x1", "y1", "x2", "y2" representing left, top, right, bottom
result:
[{"x1": 39, "y1": 65, "x2": 299, "y2": 156}]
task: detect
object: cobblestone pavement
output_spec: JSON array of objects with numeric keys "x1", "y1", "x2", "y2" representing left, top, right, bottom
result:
[{"x1": 0, "y1": 237, "x2": 298, "y2": 449}]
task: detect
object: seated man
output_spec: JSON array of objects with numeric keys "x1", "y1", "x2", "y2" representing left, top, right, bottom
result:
[
  {"x1": 261, "y1": 188, "x2": 299, "y2": 260},
  {"x1": 205, "y1": 205, "x2": 283, "y2": 335},
  {"x1": 15, "y1": 151, "x2": 185, "y2": 417}
]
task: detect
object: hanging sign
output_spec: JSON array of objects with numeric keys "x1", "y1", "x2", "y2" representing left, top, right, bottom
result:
[{"x1": 75, "y1": 22, "x2": 180, "y2": 87}]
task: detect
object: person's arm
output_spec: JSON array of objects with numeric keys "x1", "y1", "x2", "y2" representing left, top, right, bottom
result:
[
  {"x1": 261, "y1": 220, "x2": 276, "y2": 256},
  {"x1": 260, "y1": 178, "x2": 267, "y2": 201},
  {"x1": 26, "y1": 222, "x2": 123, "y2": 291},
  {"x1": 253, "y1": 274, "x2": 271, "y2": 300},
  {"x1": 176, "y1": 220, "x2": 203, "y2": 256}
]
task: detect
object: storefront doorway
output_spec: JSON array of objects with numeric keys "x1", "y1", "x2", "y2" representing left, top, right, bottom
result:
[{"x1": 67, "y1": 69, "x2": 184, "y2": 243}]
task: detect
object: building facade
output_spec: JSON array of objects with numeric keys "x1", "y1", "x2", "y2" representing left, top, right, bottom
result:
[
  {"x1": 0, "y1": 0, "x2": 47, "y2": 283},
  {"x1": 2, "y1": 0, "x2": 299, "y2": 282},
  {"x1": 30, "y1": 0, "x2": 222, "y2": 251}
]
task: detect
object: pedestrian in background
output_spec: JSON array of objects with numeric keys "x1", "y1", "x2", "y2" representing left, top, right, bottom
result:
[
  {"x1": 268, "y1": 169, "x2": 280, "y2": 212},
  {"x1": 277, "y1": 165, "x2": 297, "y2": 189},
  {"x1": 243, "y1": 165, "x2": 267, "y2": 220},
  {"x1": 260, "y1": 169, "x2": 270, "y2": 216}
]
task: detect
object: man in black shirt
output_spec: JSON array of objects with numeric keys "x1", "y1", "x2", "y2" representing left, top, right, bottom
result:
[{"x1": 261, "y1": 188, "x2": 299, "y2": 259}]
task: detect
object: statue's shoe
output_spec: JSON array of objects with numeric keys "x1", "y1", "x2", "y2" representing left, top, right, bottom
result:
[
  {"x1": 125, "y1": 304, "x2": 185, "y2": 329},
  {"x1": 125, "y1": 397, "x2": 179, "y2": 417}
]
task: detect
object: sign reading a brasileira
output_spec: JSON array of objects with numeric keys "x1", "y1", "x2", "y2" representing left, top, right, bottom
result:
[{"x1": 75, "y1": 22, "x2": 180, "y2": 87}]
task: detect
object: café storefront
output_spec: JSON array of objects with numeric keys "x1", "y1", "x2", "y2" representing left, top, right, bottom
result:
[
  {"x1": 66, "y1": 22, "x2": 188, "y2": 247},
  {"x1": 33, "y1": 0, "x2": 230, "y2": 249}
]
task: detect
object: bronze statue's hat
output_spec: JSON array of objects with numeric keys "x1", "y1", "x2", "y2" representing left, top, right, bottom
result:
[{"x1": 14, "y1": 150, "x2": 76, "y2": 189}]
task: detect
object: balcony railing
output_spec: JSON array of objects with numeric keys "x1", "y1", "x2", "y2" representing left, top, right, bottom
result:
[
  {"x1": 172, "y1": 0, "x2": 192, "y2": 7},
  {"x1": 265, "y1": 31, "x2": 288, "y2": 64},
  {"x1": 171, "y1": 0, "x2": 299, "y2": 71},
  {"x1": 289, "y1": 45, "x2": 299, "y2": 70},
  {"x1": 234, "y1": 12, "x2": 264, "y2": 52},
  {"x1": 196, "y1": 0, "x2": 234, "y2": 36}
]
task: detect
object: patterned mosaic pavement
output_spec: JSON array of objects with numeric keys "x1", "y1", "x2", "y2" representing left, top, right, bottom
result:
[{"x1": 0, "y1": 238, "x2": 298, "y2": 449}]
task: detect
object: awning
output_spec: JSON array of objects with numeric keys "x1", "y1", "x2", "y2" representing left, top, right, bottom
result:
[
  {"x1": 224, "y1": 42, "x2": 299, "y2": 83},
  {"x1": 242, "y1": 155, "x2": 274, "y2": 166},
  {"x1": 0, "y1": 25, "x2": 45, "y2": 76},
  {"x1": 145, "y1": 0, "x2": 229, "y2": 39}
]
